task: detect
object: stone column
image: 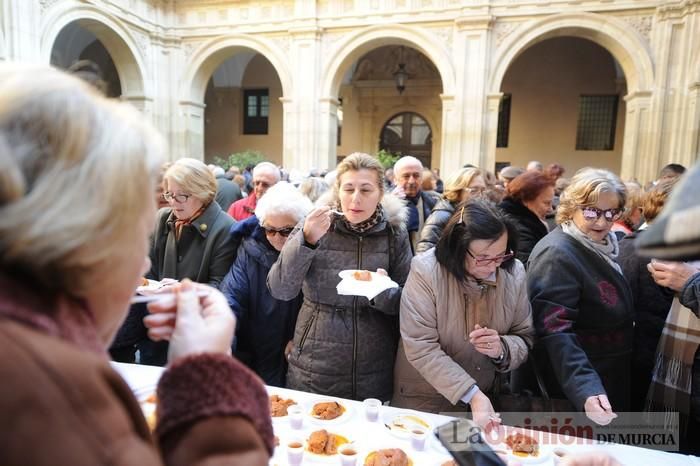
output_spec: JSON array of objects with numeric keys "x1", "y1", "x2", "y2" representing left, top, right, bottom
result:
[
  {"x1": 620, "y1": 91, "x2": 653, "y2": 182},
  {"x1": 452, "y1": 14, "x2": 495, "y2": 173},
  {"x1": 178, "y1": 100, "x2": 206, "y2": 160},
  {"x1": 317, "y1": 97, "x2": 340, "y2": 170},
  {"x1": 439, "y1": 93, "x2": 459, "y2": 176},
  {"x1": 286, "y1": 25, "x2": 324, "y2": 172},
  {"x1": 483, "y1": 92, "x2": 503, "y2": 172},
  {"x1": 687, "y1": 83, "x2": 700, "y2": 167}
]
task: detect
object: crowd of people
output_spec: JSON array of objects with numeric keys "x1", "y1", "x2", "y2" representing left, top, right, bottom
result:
[{"x1": 2, "y1": 63, "x2": 699, "y2": 465}]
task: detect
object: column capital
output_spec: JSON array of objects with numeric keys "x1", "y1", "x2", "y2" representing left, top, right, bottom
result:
[{"x1": 455, "y1": 15, "x2": 495, "y2": 32}]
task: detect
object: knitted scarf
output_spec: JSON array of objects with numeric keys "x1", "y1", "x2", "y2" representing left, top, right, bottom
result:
[
  {"x1": 646, "y1": 297, "x2": 700, "y2": 430},
  {"x1": 561, "y1": 221, "x2": 622, "y2": 274},
  {"x1": 341, "y1": 205, "x2": 384, "y2": 234}
]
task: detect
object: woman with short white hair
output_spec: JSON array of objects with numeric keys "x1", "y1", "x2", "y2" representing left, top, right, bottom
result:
[
  {"x1": 0, "y1": 64, "x2": 272, "y2": 465},
  {"x1": 523, "y1": 167, "x2": 633, "y2": 425},
  {"x1": 220, "y1": 182, "x2": 313, "y2": 386}
]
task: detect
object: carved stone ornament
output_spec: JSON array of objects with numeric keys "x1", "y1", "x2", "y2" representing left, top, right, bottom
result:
[
  {"x1": 432, "y1": 26, "x2": 453, "y2": 52},
  {"x1": 39, "y1": 0, "x2": 61, "y2": 12},
  {"x1": 183, "y1": 41, "x2": 198, "y2": 61},
  {"x1": 620, "y1": 15, "x2": 653, "y2": 42},
  {"x1": 272, "y1": 36, "x2": 290, "y2": 56},
  {"x1": 493, "y1": 21, "x2": 519, "y2": 48}
]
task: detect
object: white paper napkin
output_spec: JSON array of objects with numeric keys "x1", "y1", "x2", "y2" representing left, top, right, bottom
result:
[{"x1": 336, "y1": 270, "x2": 399, "y2": 300}]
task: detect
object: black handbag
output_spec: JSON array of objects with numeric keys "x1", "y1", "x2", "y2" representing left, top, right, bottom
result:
[{"x1": 491, "y1": 357, "x2": 574, "y2": 413}]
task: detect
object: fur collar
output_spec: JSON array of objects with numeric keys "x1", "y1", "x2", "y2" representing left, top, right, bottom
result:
[{"x1": 315, "y1": 190, "x2": 408, "y2": 229}]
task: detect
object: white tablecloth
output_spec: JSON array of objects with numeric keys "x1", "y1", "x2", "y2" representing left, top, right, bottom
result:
[{"x1": 110, "y1": 362, "x2": 700, "y2": 466}]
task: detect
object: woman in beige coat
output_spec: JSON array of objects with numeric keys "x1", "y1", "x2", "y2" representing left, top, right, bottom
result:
[{"x1": 393, "y1": 200, "x2": 534, "y2": 428}]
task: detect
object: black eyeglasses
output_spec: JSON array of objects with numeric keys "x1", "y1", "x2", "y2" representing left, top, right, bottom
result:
[
  {"x1": 162, "y1": 192, "x2": 191, "y2": 203},
  {"x1": 579, "y1": 206, "x2": 622, "y2": 223},
  {"x1": 466, "y1": 249, "x2": 514, "y2": 266},
  {"x1": 263, "y1": 226, "x2": 294, "y2": 238}
]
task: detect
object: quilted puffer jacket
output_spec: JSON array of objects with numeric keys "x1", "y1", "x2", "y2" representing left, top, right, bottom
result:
[{"x1": 267, "y1": 192, "x2": 412, "y2": 401}]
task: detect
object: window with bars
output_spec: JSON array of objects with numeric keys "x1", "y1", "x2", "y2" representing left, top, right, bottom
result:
[
  {"x1": 575, "y1": 95, "x2": 618, "y2": 150},
  {"x1": 496, "y1": 94, "x2": 512, "y2": 148},
  {"x1": 243, "y1": 89, "x2": 269, "y2": 134}
]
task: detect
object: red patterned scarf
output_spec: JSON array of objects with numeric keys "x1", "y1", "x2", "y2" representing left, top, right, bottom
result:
[{"x1": 174, "y1": 204, "x2": 206, "y2": 240}]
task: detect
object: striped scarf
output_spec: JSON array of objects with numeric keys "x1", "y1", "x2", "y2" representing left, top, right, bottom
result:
[{"x1": 646, "y1": 297, "x2": 700, "y2": 429}]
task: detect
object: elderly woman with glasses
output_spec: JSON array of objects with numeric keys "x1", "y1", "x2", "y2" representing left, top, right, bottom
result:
[
  {"x1": 142, "y1": 158, "x2": 236, "y2": 365},
  {"x1": 150, "y1": 158, "x2": 236, "y2": 287},
  {"x1": 393, "y1": 200, "x2": 534, "y2": 429},
  {"x1": 524, "y1": 167, "x2": 633, "y2": 425},
  {"x1": 415, "y1": 167, "x2": 487, "y2": 254},
  {"x1": 220, "y1": 182, "x2": 312, "y2": 387}
]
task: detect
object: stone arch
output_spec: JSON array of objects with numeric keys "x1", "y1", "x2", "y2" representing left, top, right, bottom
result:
[
  {"x1": 41, "y1": 4, "x2": 148, "y2": 98},
  {"x1": 489, "y1": 12, "x2": 654, "y2": 95},
  {"x1": 487, "y1": 12, "x2": 655, "y2": 180},
  {"x1": 179, "y1": 34, "x2": 293, "y2": 160},
  {"x1": 181, "y1": 34, "x2": 293, "y2": 105},
  {"x1": 321, "y1": 24, "x2": 455, "y2": 98}
]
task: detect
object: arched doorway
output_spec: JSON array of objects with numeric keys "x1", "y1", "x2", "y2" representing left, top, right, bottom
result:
[
  {"x1": 203, "y1": 52, "x2": 283, "y2": 164},
  {"x1": 320, "y1": 25, "x2": 455, "y2": 171},
  {"x1": 50, "y1": 21, "x2": 121, "y2": 97},
  {"x1": 380, "y1": 112, "x2": 432, "y2": 167},
  {"x1": 496, "y1": 37, "x2": 626, "y2": 174},
  {"x1": 180, "y1": 35, "x2": 292, "y2": 162},
  {"x1": 331, "y1": 44, "x2": 442, "y2": 168},
  {"x1": 487, "y1": 13, "x2": 655, "y2": 181}
]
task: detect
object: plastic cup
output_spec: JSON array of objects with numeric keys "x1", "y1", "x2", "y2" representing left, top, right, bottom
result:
[
  {"x1": 338, "y1": 444, "x2": 358, "y2": 466},
  {"x1": 287, "y1": 438, "x2": 304, "y2": 465},
  {"x1": 288, "y1": 404, "x2": 303, "y2": 429},
  {"x1": 363, "y1": 398, "x2": 381, "y2": 422},
  {"x1": 410, "y1": 428, "x2": 427, "y2": 451}
]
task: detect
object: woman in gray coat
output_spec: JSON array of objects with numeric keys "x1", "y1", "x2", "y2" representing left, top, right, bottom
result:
[{"x1": 268, "y1": 153, "x2": 412, "y2": 401}]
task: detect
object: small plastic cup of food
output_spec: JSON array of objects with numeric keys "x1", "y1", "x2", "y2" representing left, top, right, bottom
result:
[
  {"x1": 287, "y1": 404, "x2": 303, "y2": 429},
  {"x1": 287, "y1": 438, "x2": 305, "y2": 465},
  {"x1": 410, "y1": 428, "x2": 428, "y2": 451},
  {"x1": 363, "y1": 398, "x2": 381, "y2": 422},
  {"x1": 338, "y1": 443, "x2": 358, "y2": 466}
]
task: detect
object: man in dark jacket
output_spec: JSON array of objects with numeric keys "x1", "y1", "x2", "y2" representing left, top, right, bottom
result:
[
  {"x1": 393, "y1": 155, "x2": 440, "y2": 253},
  {"x1": 213, "y1": 166, "x2": 242, "y2": 212},
  {"x1": 637, "y1": 161, "x2": 700, "y2": 454}
]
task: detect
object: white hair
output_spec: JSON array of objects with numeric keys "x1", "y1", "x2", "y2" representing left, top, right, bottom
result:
[
  {"x1": 0, "y1": 63, "x2": 164, "y2": 295},
  {"x1": 253, "y1": 161, "x2": 281, "y2": 182},
  {"x1": 255, "y1": 181, "x2": 312, "y2": 225},
  {"x1": 211, "y1": 166, "x2": 225, "y2": 177},
  {"x1": 394, "y1": 155, "x2": 423, "y2": 175}
]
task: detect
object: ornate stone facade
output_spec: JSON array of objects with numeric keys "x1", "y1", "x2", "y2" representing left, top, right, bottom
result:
[{"x1": 2, "y1": 0, "x2": 699, "y2": 182}]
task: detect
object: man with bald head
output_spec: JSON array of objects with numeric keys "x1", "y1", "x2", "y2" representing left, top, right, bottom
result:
[
  {"x1": 227, "y1": 161, "x2": 280, "y2": 220},
  {"x1": 393, "y1": 156, "x2": 440, "y2": 253}
]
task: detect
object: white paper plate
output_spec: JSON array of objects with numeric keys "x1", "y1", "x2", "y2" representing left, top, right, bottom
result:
[
  {"x1": 306, "y1": 398, "x2": 353, "y2": 425},
  {"x1": 382, "y1": 410, "x2": 433, "y2": 439},
  {"x1": 336, "y1": 270, "x2": 399, "y2": 300},
  {"x1": 136, "y1": 279, "x2": 164, "y2": 294}
]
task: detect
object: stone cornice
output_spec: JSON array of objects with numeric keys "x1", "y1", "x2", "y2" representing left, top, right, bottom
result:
[
  {"x1": 656, "y1": 0, "x2": 700, "y2": 21},
  {"x1": 455, "y1": 15, "x2": 496, "y2": 31}
]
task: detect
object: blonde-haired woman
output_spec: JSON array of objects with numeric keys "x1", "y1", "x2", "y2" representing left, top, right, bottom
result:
[
  {"x1": 415, "y1": 167, "x2": 486, "y2": 254},
  {"x1": 149, "y1": 157, "x2": 236, "y2": 287},
  {"x1": 268, "y1": 153, "x2": 412, "y2": 401},
  {"x1": 611, "y1": 181, "x2": 644, "y2": 239},
  {"x1": 525, "y1": 168, "x2": 633, "y2": 425},
  {"x1": 0, "y1": 64, "x2": 272, "y2": 464}
]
